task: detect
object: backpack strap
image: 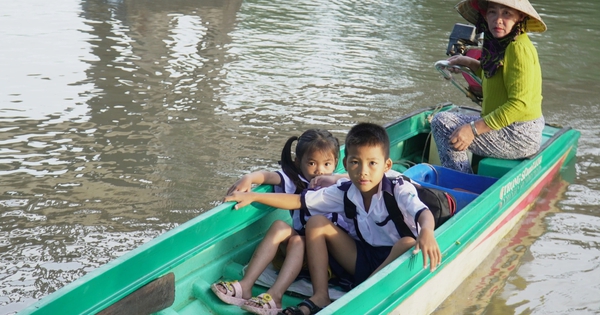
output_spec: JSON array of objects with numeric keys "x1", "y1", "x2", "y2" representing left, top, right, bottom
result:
[
  {"x1": 342, "y1": 190, "x2": 368, "y2": 243},
  {"x1": 338, "y1": 181, "x2": 354, "y2": 218},
  {"x1": 383, "y1": 177, "x2": 416, "y2": 240},
  {"x1": 340, "y1": 181, "x2": 368, "y2": 243}
]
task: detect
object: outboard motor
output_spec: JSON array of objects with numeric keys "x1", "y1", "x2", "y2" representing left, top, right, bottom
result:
[{"x1": 446, "y1": 23, "x2": 479, "y2": 56}]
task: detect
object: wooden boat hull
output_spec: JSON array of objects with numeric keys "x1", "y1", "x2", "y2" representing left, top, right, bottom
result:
[{"x1": 19, "y1": 104, "x2": 580, "y2": 315}]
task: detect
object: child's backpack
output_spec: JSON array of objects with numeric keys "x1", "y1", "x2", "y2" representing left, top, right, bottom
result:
[{"x1": 342, "y1": 176, "x2": 456, "y2": 241}]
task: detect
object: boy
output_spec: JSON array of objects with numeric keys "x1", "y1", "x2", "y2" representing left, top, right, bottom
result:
[{"x1": 224, "y1": 122, "x2": 441, "y2": 315}]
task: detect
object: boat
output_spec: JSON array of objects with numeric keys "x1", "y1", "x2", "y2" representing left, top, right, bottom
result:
[
  {"x1": 434, "y1": 175, "x2": 571, "y2": 314},
  {"x1": 18, "y1": 102, "x2": 579, "y2": 315}
]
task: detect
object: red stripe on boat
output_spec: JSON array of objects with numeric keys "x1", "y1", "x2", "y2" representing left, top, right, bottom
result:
[{"x1": 473, "y1": 153, "x2": 568, "y2": 249}]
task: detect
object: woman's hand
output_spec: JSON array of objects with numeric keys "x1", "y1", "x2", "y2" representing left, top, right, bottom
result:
[
  {"x1": 449, "y1": 123, "x2": 475, "y2": 151},
  {"x1": 447, "y1": 55, "x2": 480, "y2": 74}
]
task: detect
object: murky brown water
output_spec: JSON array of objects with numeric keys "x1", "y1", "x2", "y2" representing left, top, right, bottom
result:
[{"x1": 1, "y1": 0, "x2": 599, "y2": 314}]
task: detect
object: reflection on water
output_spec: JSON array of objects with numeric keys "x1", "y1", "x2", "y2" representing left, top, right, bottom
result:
[
  {"x1": 0, "y1": 0, "x2": 599, "y2": 314},
  {"x1": 435, "y1": 162, "x2": 600, "y2": 314}
]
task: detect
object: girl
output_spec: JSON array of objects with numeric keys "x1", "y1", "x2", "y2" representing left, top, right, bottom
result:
[{"x1": 211, "y1": 129, "x2": 346, "y2": 315}]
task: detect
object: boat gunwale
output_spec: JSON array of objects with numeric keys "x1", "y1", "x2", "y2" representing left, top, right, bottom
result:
[{"x1": 19, "y1": 185, "x2": 281, "y2": 315}]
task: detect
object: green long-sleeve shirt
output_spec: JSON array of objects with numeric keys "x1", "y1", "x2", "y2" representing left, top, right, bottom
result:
[{"x1": 480, "y1": 33, "x2": 543, "y2": 130}]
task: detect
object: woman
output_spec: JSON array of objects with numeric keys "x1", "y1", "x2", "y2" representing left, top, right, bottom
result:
[{"x1": 430, "y1": 0, "x2": 546, "y2": 173}]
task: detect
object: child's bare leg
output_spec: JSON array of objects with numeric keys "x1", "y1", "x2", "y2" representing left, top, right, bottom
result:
[
  {"x1": 214, "y1": 220, "x2": 296, "y2": 301},
  {"x1": 290, "y1": 215, "x2": 356, "y2": 315},
  {"x1": 369, "y1": 236, "x2": 416, "y2": 277},
  {"x1": 244, "y1": 234, "x2": 304, "y2": 308}
]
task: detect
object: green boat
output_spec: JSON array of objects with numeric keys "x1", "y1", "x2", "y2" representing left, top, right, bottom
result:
[{"x1": 19, "y1": 103, "x2": 579, "y2": 315}]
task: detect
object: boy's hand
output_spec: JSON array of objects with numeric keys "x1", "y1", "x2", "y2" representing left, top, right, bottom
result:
[
  {"x1": 223, "y1": 192, "x2": 255, "y2": 210},
  {"x1": 413, "y1": 227, "x2": 441, "y2": 272}
]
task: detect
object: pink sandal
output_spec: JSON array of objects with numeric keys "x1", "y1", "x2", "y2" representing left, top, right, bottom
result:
[
  {"x1": 241, "y1": 293, "x2": 282, "y2": 315},
  {"x1": 210, "y1": 280, "x2": 246, "y2": 306}
]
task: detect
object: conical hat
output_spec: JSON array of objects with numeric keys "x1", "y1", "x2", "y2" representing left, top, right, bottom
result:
[{"x1": 455, "y1": 0, "x2": 547, "y2": 33}]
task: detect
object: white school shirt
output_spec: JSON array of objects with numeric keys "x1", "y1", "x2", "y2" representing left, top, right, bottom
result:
[
  {"x1": 275, "y1": 170, "x2": 349, "y2": 233},
  {"x1": 300, "y1": 176, "x2": 428, "y2": 247}
]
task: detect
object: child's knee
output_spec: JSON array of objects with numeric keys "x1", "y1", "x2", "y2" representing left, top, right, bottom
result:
[
  {"x1": 287, "y1": 234, "x2": 305, "y2": 248},
  {"x1": 269, "y1": 219, "x2": 293, "y2": 231},
  {"x1": 305, "y1": 214, "x2": 332, "y2": 229},
  {"x1": 266, "y1": 220, "x2": 295, "y2": 240}
]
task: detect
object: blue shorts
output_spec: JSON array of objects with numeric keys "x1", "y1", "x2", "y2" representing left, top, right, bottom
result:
[{"x1": 329, "y1": 240, "x2": 392, "y2": 290}]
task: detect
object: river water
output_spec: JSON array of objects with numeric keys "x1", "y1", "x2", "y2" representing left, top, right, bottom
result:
[{"x1": 1, "y1": 0, "x2": 598, "y2": 314}]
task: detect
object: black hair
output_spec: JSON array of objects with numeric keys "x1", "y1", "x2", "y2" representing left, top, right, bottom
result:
[
  {"x1": 280, "y1": 129, "x2": 340, "y2": 193},
  {"x1": 344, "y1": 122, "x2": 390, "y2": 159}
]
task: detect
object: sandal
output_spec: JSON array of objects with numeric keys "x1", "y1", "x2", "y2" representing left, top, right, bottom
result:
[
  {"x1": 277, "y1": 298, "x2": 323, "y2": 315},
  {"x1": 241, "y1": 293, "x2": 282, "y2": 315},
  {"x1": 210, "y1": 280, "x2": 246, "y2": 306}
]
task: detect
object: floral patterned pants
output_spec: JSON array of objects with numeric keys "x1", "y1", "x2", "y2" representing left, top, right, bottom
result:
[{"x1": 430, "y1": 111, "x2": 545, "y2": 174}]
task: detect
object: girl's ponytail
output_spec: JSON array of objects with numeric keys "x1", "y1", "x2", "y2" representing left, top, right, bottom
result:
[{"x1": 280, "y1": 136, "x2": 305, "y2": 193}]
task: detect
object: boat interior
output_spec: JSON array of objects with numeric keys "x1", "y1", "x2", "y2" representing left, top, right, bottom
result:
[{"x1": 144, "y1": 106, "x2": 568, "y2": 315}]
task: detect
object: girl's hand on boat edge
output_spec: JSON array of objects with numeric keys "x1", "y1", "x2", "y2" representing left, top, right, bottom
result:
[
  {"x1": 414, "y1": 227, "x2": 442, "y2": 272},
  {"x1": 226, "y1": 175, "x2": 254, "y2": 196}
]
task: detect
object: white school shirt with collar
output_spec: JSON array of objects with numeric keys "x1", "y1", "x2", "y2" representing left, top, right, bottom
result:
[
  {"x1": 274, "y1": 170, "x2": 349, "y2": 233},
  {"x1": 300, "y1": 175, "x2": 428, "y2": 247}
]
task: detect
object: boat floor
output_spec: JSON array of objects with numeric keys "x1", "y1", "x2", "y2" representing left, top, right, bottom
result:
[{"x1": 155, "y1": 225, "x2": 316, "y2": 314}]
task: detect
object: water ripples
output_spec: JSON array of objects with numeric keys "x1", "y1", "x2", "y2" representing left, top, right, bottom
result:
[{"x1": 1, "y1": 0, "x2": 599, "y2": 313}]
